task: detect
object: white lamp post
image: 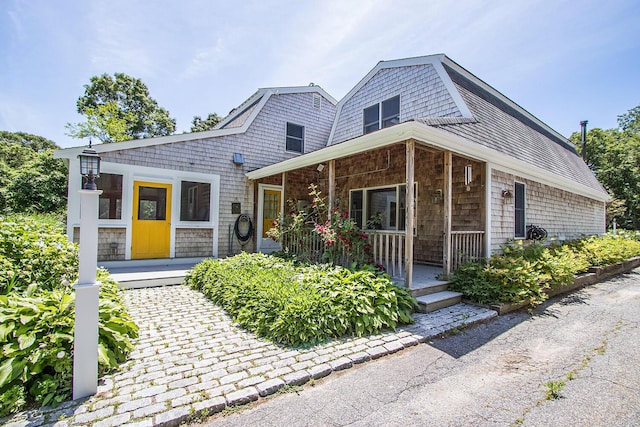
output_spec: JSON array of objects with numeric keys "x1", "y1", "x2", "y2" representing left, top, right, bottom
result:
[{"x1": 73, "y1": 142, "x2": 102, "y2": 400}]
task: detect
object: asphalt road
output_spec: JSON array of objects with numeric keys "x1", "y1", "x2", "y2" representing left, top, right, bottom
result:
[{"x1": 198, "y1": 270, "x2": 640, "y2": 427}]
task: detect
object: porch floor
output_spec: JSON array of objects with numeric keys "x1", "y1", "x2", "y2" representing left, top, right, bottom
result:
[{"x1": 392, "y1": 264, "x2": 448, "y2": 289}]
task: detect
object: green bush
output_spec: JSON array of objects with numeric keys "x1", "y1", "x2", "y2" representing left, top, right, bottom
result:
[
  {"x1": 0, "y1": 215, "x2": 138, "y2": 416},
  {"x1": 186, "y1": 253, "x2": 417, "y2": 346},
  {"x1": 451, "y1": 233, "x2": 640, "y2": 307},
  {"x1": 0, "y1": 214, "x2": 77, "y2": 294},
  {"x1": 0, "y1": 272, "x2": 138, "y2": 415},
  {"x1": 572, "y1": 232, "x2": 640, "y2": 266}
]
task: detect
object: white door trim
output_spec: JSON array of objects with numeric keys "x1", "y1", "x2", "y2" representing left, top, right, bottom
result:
[{"x1": 257, "y1": 184, "x2": 284, "y2": 253}]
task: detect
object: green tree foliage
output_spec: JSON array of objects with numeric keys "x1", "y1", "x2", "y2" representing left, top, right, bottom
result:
[
  {"x1": 570, "y1": 104, "x2": 640, "y2": 229},
  {"x1": 190, "y1": 113, "x2": 221, "y2": 132},
  {"x1": 67, "y1": 72, "x2": 176, "y2": 143},
  {"x1": 65, "y1": 101, "x2": 135, "y2": 143},
  {"x1": 0, "y1": 132, "x2": 67, "y2": 214}
]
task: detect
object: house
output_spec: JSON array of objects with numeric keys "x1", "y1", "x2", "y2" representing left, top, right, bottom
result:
[{"x1": 55, "y1": 54, "x2": 608, "y2": 292}]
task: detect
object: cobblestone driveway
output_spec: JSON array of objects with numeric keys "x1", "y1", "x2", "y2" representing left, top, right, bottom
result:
[{"x1": 4, "y1": 285, "x2": 495, "y2": 427}]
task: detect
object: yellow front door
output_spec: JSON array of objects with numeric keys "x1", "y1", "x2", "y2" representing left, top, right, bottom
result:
[
  {"x1": 260, "y1": 188, "x2": 282, "y2": 253},
  {"x1": 132, "y1": 181, "x2": 171, "y2": 259},
  {"x1": 262, "y1": 189, "x2": 281, "y2": 238}
]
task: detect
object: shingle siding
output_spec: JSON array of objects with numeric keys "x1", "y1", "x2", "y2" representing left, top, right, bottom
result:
[
  {"x1": 100, "y1": 92, "x2": 336, "y2": 257},
  {"x1": 331, "y1": 65, "x2": 461, "y2": 144},
  {"x1": 491, "y1": 169, "x2": 605, "y2": 253}
]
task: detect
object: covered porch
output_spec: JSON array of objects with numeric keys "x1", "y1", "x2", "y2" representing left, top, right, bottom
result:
[{"x1": 249, "y1": 136, "x2": 490, "y2": 291}]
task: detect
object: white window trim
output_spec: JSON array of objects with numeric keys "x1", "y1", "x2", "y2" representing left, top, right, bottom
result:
[
  {"x1": 514, "y1": 181, "x2": 526, "y2": 239},
  {"x1": 349, "y1": 182, "x2": 417, "y2": 232},
  {"x1": 285, "y1": 122, "x2": 305, "y2": 154}
]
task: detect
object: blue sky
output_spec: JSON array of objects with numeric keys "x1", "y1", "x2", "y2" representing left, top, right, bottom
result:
[{"x1": 1, "y1": 0, "x2": 639, "y2": 148}]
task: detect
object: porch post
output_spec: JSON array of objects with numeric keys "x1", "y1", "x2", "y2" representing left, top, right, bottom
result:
[
  {"x1": 443, "y1": 151, "x2": 452, "y2": 275},
  {"x1": 485, "y1": 163, "x2": 492, "y2": 259},
  {"x1": 328, "y1": 160, "x2": 335, "y2": 208},
  {"x1": 405, "y1": 140, "x2": 415, "y2": 288},
  {"x1": 281, "y1": 172, "x2": 286, "y2": 206}
]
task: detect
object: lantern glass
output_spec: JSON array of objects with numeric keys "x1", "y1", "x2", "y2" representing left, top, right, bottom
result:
[{"x1": 79, "y1": 150, "x2": 101, "y2": 177}]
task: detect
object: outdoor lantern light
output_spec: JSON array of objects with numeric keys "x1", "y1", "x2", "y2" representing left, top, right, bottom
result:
[{"x1": 78, "y1": 140, "x2": 101, "y2": 190}]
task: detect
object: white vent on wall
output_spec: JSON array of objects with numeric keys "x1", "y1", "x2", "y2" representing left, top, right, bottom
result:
[{"x1": 312, "y1": 94, "x2": 321, "y2": 110}]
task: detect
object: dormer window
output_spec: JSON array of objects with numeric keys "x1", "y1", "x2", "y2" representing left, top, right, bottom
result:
[
  {"x1": 363, "y1": 95, "x2": 400, "y2": 134},
  {"x1": 286, "y1": 122, "x2": 304, "y2": 153}
]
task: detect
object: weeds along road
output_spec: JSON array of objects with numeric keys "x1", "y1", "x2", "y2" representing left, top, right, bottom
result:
[{"x1": 199, "y1": 270, "x2": 640, "y2": 427}]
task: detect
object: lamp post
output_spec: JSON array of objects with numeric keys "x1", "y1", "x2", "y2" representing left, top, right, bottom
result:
[{"x1": 73, "y1": 141, "x2": 102, "y2": 400}]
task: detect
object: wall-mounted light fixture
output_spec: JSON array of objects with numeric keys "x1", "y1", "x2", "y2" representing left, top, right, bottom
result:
[
  {"x1": 464, "y1": 163, "x2": 473, "y2": 191},
  {"x1": 501, "y1": 189, "x2": 513, "y2": 198},
  {"x1": 233, "y1": 153, "x2": 245, "y2": 165},
  {"x1": 316, "y1": 163, "x2": 325, "y2": 172}
]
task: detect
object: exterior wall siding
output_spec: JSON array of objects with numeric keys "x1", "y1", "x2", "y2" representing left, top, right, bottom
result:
[
  {"x1": 276, "y1": 143, "x2": 485, "y2": 265},
  {"x1": 331, "y1": 64, "x2": 461, "y2": 144},
  {"x1": 491, "y1": 169, "x2": 605, "y2": 253},
  {"x1": 175, "y1": 228, "x2": 214, "y2": 257},
  {"x1": 73, "y1": 227, "x2": 126, "y2": 262},
  {"x1": 99, "y1": 92, "x2": 336, "y2": 258}
]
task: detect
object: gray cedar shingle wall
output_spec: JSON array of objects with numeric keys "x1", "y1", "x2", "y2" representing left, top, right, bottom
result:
[
  {"x1": 100, "y1": 92, "x2": 336, "y2": 257},
  {"x1": 331, "y1": 64, "x2": 461, "y2": 145},
  {"x1": 491, "y1": 169, "x2": 605, "y2": 253}
]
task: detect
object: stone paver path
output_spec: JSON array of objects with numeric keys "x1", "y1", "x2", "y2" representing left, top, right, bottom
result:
[{"x1": 4, "y1": 285, "x2": 496, "y2": 427}]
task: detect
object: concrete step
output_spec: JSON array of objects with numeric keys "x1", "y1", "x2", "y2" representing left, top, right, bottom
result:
[
  {"x1": 415, "y1": 291, "x2": 463, "y2": 313},
  {"x1": 410, "y1": 282, "x2": 450, "y2": 297},
  {"x1": 107, "y1": 264, "x2": 196, "y2": 289}
]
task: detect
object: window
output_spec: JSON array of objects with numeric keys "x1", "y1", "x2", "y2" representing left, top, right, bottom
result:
[
  {"x1": 363, "y1": 95, "x2": 400, "y2": 134},
  {"x1": 286, "y1": 122, "x2": 304, "y2": 153},
  {"x1": 138, "y1": 186, "x2": 167, "y2": 220},
  {"x1": 180, "y1": 181, "x2": 211, "y2": 221},
  {"x1": 349, "y1": 183, "x2": 416, "y2": 231},
  {"x1": 96, "y1": 173, "x2": 123, "y2": 219},
  {"x1": 514, "y1": 182, "x2": 526, "y2": 238}
]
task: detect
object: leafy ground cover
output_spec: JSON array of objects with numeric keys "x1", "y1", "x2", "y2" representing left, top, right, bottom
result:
[
  {"x1": 0, "y1": 214, "x2": 138, "y2": 416},
  {"x1": 186, "y1": 253, "x2": 417, "y2": 347},
  {"x1": 450, "y1": 231, "x2": 640, "y2": 306}
]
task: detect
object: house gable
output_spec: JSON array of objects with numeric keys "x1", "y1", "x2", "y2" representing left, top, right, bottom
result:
[{"x1": 329, "y1": 54, "x2": 471, "y2": 145}]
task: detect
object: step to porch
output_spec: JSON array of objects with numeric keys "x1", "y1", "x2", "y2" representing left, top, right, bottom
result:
[
  {"x1": 106, "y1": 263, "x2": 197, "y2": 289},
  {"x1": 415, "y1": 291, "x2": 463, "y2": 313},
  {"x1": 409, "y1": 281, "x2": 450, "y2": 297}
]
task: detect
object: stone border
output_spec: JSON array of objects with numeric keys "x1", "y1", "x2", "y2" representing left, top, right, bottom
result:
[{"x1": 490, "y1": 257, "x2": 640, "y2": 315}]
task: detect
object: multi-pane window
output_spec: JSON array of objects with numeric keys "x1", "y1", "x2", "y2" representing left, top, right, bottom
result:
[
  {"x1": 96, "y1": 173, "x2": 123, "y2": 219},
  {"x1": 363, "y1": 95, "x2": 400, "y2": 134},
  {"x1": 349, "y1": 183, "x2": 416, "y2": 231},
  {"x1": 514, "y1": 182, "x2": 526, "y2": 238},
  {"x1": 286, "y1": 122, "x2": 304, "y2": 153},
  {"x1": 180, "y1": 181, "x2": 211, "y2": 221}
]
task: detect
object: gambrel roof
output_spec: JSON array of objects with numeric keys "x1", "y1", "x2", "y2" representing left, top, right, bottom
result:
[{"x1": 250, "y1": 54, "x2": 608, "y2": 200}]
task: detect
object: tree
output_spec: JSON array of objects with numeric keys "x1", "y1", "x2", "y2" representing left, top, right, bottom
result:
[
  {"x1": 0, "y1": 131, "x2": 67, "y2": 214},
  {"x1": 66, "y1": 102, "x2": 135, "y2": 143},
  {"x1": 67, "y1": 72, "x2": 176, "y2": 143},
  {"x1": 190, "y1": 113, "x2": 221, "y2": 132},
  {"x1": 618, "y1": 105, "x2": 640, "y2": 134},
  {"x1": 570, "y1": 104, "x2": 640, "y2": 229}
]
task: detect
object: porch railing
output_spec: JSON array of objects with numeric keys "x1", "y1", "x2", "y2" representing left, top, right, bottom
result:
[
  {"x1": 451, "y1": 231, "x2": 485, "y2": 271},
  {"x1": 282, "y1": 229, "x2": 484, "y2": 277},
  {"x1": 369, "y1": 231, "x2": 405, "y2": 278}
]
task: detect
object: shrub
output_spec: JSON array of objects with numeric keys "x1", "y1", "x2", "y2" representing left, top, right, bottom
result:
[
  {"x1": 0, "y1": 272, "x2": 138, "y2": 414},
  {"x1": 0, "y1": 215, "x2": 77, "y2": 294},
  {"x1": 186, "y1": 253, "x2": 417, "y2": 346},
  {"x1": 573, "y1": 232, "x2": 640, "y2": 266},
  {"x1": 451, "y1": 232, "x2": 640, "y2": 307},
  {"x1": 0, "y1": 215, "x2": 137, "y2": 416}
]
